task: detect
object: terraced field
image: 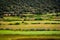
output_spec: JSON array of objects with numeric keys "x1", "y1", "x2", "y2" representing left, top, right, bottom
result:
[{"x1": 0, "y1": 18, "x2": 60, "y2": 40}]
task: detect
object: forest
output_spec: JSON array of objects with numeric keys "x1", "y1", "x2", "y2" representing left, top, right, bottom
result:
[{"x1": 0, "y1": 0, "x2": 60, "y2": 18}]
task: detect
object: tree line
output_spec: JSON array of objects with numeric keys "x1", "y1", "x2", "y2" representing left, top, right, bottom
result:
[{"x1": 0, "y1": 0, "x2": 60, "y2": 18}]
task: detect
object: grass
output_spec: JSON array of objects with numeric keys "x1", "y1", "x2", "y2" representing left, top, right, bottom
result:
[
  {"x1": 0, "y1": 21, "x2": 60, "y2": 24},
  {"x1": 0, "y1": 35, "x2": 60, "y2": 40},
  {"x1": 0, "y1": 11, "x2": 60, "y2": 40},
  {"x1": 3, "y1": 16, "x2": 22, "y2": 21},
  {"x1": 0, "y1": 30, "x2": 60, "y2": 36},
  {"x1": 1, "y1": 15, "x2": 60, "y2": 21}
]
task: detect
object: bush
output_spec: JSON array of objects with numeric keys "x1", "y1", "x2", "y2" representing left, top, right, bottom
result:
[
  {"x1": 22, "y1": 21, "x2": 24, "y2": 23},
  {"x1": 31, "y1": 22, "x2": 40, "y2": 24},
  {"x1": 14, "y1": 22, "x2": 20, "y2": 25},
  {"x1": 51, "y1": 23, "x2": 56, "y2": 24},
  {"x1": 35, "y1": 18, "x2": 43, "y2": 20},
  {"x1": 51, "y1": 23, "x2": 60, "y2": 24}
]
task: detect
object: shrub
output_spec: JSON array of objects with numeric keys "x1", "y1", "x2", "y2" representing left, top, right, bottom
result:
[
  {"x1": 35, "y1": 18, "x2": 43, "y2": 20},
  {"x1": 51, "y1": 23, "x2": 56, "y2": 24},
  {"x1": 14, "y1": 22, "x2": 20, "y2": 25},
  {"x1": 51, "y1": 23, "x2": 60, "y2": 24},
  {"x1": 22, "y1": 21, "x2": 24, "y2": 23},
  {"x1": 31, "y1": 22, "x2": 40, "y2": 24}
]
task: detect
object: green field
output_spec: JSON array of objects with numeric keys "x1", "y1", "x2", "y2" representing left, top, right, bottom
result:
[
  {"x1": 0, "y1": 16, "x2": 60, "y2": 40},
  {"x1": 0, "y1": 30, "x2": 60, "y2": 35},
  {"x1": 0, "y1": 30, "x2": 60, "y2": 40}
]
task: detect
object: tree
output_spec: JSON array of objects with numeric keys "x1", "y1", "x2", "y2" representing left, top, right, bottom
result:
[{"x1": 0, "y1": 12, "x2": 3, "y2": 18}]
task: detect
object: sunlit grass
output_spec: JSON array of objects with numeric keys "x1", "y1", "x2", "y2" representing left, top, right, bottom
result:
[{"x1": 0, "y1": 30, "x2": 60, "y2": 35}]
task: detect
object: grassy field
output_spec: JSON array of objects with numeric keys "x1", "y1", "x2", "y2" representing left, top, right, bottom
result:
[
  {"x1": 0, "y1": 35, "x2": 60, "y2": 40},
  {"x1": 1, "y1": 15, "x2": 60, "y2": 21},
  {"x1": 0, "y1": 30, "x2": 60, "y2": 40},
  {"x1": 0, "y1": 21, "x2": 60, "y2": 25},
  {"x1": 0, "y1": 30, "x2": 60, "y2": 35},
  {"x1": 0, "y1": 21, "x2": 60, "y2": 30},
  {"x1": 0, "y1": 16, "x2": 60, "y2": 40}
]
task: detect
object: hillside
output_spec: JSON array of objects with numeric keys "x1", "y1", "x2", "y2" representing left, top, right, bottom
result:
[{"x1": 0, "y1": 0, "x2": 60, "y2": 15}]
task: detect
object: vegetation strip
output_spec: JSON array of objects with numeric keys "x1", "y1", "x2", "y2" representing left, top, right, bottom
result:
[{"x1": 0, "y1": 30, "x2": 60, "y2": 35}]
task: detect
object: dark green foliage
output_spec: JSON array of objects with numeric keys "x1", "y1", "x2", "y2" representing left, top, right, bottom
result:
[
  {"x1": 14, "y1": 22, "x2": 20, "y2": 25},
  {"x1": 0, "y1": 0, "x2": 60, "y2": 17},
  {"x1": 51, "y1": 23, "x2": 57, "y2": 24},
  {"x1": 0, "y1": 16, "x2": 3, "y2": 18},
  {"x1": 51, "y1": 23, "x2": 60, "y2": 24},
  {"x1": 31, "y1": 22, "x2": 40, "y2": 24},
  {"x1": 35, "y1": 18, "x2": 43, "y2": 20},
  {"x1": 44, "y1": 23, "x2": 60, "y2": 24},
  {"x1": 0, "y1": 12, "x2": 4, "y2": 18},
  {"x1": 22, "y1": 21, "x2": 24, "y2": 23}
]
